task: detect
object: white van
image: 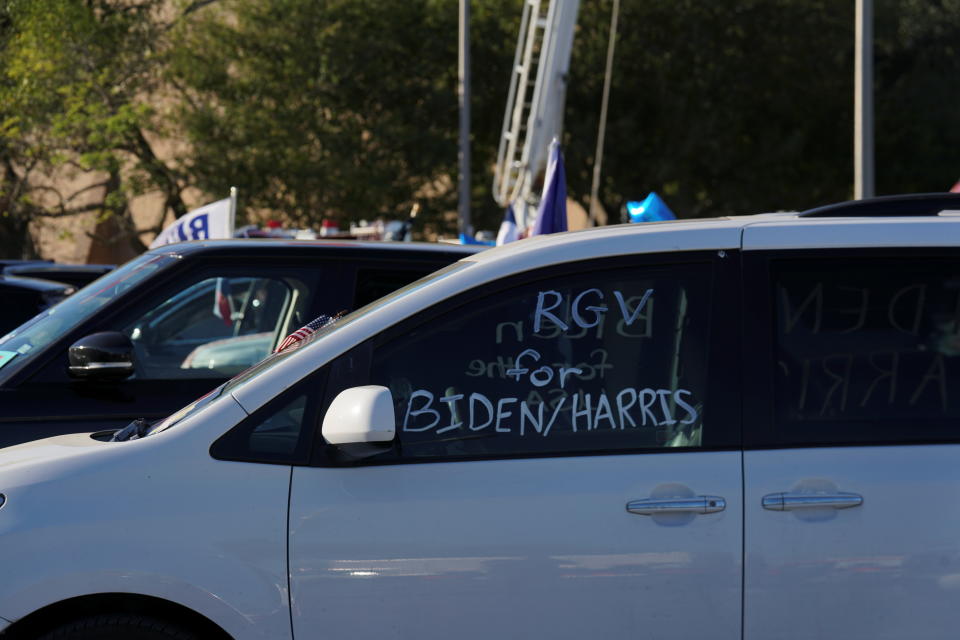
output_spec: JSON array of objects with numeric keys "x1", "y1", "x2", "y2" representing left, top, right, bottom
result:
[{"x1": 2, "y1": 194, "x2": 960, "y2": 639}]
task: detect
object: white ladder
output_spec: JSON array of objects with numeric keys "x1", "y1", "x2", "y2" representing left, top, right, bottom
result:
[{"x1": 492, "y1": 0, "x2": 580, "y2": 227}]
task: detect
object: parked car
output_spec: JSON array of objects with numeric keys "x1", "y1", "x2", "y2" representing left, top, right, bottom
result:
[
  {"x1": 0, "y1": 259, "x2": 51, "y2": 270},
  {"x1": 0, "y1": 239, "x2": 479, "y2": 449},
  {"x1": 0, "y1": 275, "x2": 75, "y2": 338},
  {"x1": 4, "y1": 193, "x2": 960, "y2": 639},
  {"x1": 2, "y1": 263, "x2": 115, "y2": 289}
]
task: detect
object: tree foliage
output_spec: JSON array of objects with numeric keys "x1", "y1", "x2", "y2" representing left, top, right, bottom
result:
[
  {"x1": 169, "y1": 0, "x2": 517, "y2": 233},
  {"x1": 2, "y1": 0, "x2": 960, "y2": 257},
  {"x1": 565, "y1": 0, "x2": 960, "y2": 220},
  {"x1": 0, "y1": 0, "x2": 189, "y2": 257}
]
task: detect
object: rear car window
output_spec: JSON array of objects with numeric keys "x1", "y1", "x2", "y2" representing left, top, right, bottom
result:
[{"x1": 773, "y1": 256, "x2": 960, "y2": 444}]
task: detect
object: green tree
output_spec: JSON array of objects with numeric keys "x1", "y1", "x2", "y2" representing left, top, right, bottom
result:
[
  {"x1": 564, "y1": 0, "x2": 854, "y2": 219},
  {"x1": 565, "y1": 0, "x2": 960, "y2": 220},
  {"x1": 5, "y1": 0, "x2": 959, "y2": 258},
  {"x1": 171, "y1": 0, "x2": 518, "y2": 235},
  {"x1": 0, "y1": 1, "x2": 40, "y2": 258},
  {"x1": 874, "y1": 0, "x2": 960, "y2": 193},
  {"x1": 0, "y1": 0, "x2": 197, "y2": 258}
]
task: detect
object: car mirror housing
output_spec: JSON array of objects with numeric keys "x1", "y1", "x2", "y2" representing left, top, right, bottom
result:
[
  {"x1": 68, "y1": 331, "x2": 135, "y2": 381},
  {"x1": 322, "y1": 385, "x2": 396, "y2": 447}
]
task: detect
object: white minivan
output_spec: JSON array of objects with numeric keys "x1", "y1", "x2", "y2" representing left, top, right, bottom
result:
[{"x1": 2, "y1": 193, "x2": 960, "y2": 639}]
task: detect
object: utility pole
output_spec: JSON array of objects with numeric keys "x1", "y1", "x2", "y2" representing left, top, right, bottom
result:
[
  {"x1": 458, "y1": 0, "x2": 473, "y2": 239},
  {"x1": 588, "y1": 0, "x2": 620, "y2": 226},
  {"x1": 854, "y1": 0, "x2": 874, "y2": 199}
]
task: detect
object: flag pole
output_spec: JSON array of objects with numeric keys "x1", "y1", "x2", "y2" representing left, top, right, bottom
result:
[
  {"x1": 228, "y1": 186, "x2": 238, "y2": 237},
  {"x1": 457, "y1": 0, "x2": 473, "y2": 240},
  {"x1": 854, "y1": 0, "x2": 874, "y2": 199},
  {"x1": 588, "y1": 0, "x2": 620, "y2": 227}
]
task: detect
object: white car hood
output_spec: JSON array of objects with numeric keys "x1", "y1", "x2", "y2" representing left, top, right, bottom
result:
[{"x1": 0, "y1": 432, "x2": 120, "y2": 488}]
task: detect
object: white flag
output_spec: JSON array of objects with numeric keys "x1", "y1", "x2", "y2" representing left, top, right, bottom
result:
[
  {"x1": 150, "y1": 198, "x2": 234, "y2": 249},
  {"x1": 496, "y1": 204, "x2": 519, "y2": 245}
]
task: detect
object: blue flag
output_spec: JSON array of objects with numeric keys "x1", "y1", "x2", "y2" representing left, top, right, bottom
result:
[
  {"x1": 626, "y1": 192, "x2": 676, "y2": 223},
  {"x1": 531, "y1": 140, "x2": 568, "y2": 236}
]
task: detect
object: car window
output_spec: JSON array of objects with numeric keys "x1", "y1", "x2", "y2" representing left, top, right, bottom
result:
[
  {"x1": 210, "y1": 377, "x2": 320, "y2": 464},
  {"x1": 120, "y1": 275, "x2": 308, "y2": 379},
  {"x1": 0, "y1": 288, "x2": 40, "y2": 335},
  {"x1": 354, "y1": 266, "x2": 445, "y2": 308},
  {"x1": 773, "y1": 256, "x2": 960, "y2": 444},
  {"x1": 360, "y1": 262, "x2": 712, "y2": 461},
  {"x1": 219, "y1": 261, "x2": 473, "y2": 399},
  {"x1": 0, "y1": 253, "x2": 176, "y2": 380}
]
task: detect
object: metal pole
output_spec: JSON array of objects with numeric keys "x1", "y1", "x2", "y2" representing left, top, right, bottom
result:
[
  {"x1": 228, "y1": 186, "x2": 237, "y2": 236},
  {"x1": 458, "y1": 0, "x2": 473, "y2": 239},
  {"x1": 854, "y1": 0, "x2": 874, "y2": 199},
  {"x1": 589, "y1": 0, "x2": 620, "y2": 226}
]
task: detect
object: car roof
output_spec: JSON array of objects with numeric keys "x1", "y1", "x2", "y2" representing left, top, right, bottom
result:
[
  {"x1": 0, "y1": 259, "x2": 52, "y2": 268},
  {"x1": 145, "y1": 238, "x2": 485, "y2": 259},
  {"x1": 463, "y1": 194, "x2": 960, "y2": 270},
  {"x1": 0, "y1": 274, "x2": 75, "y2": 293},
  {"x1": 4, "y1": 264, "x2": 114, "y2": 274}
]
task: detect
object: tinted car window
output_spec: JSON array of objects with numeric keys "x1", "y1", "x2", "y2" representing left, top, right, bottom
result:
[
  {"x1": 364, "y1": 263, "x2": 712, "y2": 461},
  {"x1": 354, "y1": 266, "x2": 446, "y2": 308},
  {"x1": 0, "y1": 253, "x2": 175, "y2": 378},
  {"x1": 0, "y1": 288, "x2": 41, "y2": 336},
  {"x1": 774, "y1": 257, "x2": 960, "y2": 444},
  {"x1": 211, "y1": 377, "x2": 321, "y2": 465},
  {"x1": 121, "y1": 275, "x2": 306, "y2": 379}
]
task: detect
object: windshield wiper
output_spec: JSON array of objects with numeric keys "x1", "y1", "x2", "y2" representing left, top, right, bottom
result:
[{"x1": 110, "y1": 418, "x2": 150, "y2": 442}]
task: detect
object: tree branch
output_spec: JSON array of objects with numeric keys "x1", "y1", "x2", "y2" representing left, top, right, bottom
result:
[
  {"x1": 181, "y1": 0, "x2": 218, "y2": 18},
  {"x1": 130, "y1": 128, "x2": 188, "y2": 218},
  {"x1": 33, "y1": 202, "x2": 108, "y2": 218}
]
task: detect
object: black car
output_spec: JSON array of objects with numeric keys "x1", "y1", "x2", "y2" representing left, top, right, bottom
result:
[
  {"x1": 3, "y1": 263, "x2": 116, "y2": 288},
  {"x1": 0, "y1": 239, "x2": 479, "y2": 448},
  {"x1": 0, "y1": 275, "x2": 75, "y2": 338}
]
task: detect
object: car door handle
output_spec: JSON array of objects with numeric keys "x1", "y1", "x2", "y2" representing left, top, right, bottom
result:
[
  {"x1": 761, "y1": 492, "x2": 863, "y2": 511},
  {"x1": 626, "y1": 496, "x2": 726, "y2": 516}
]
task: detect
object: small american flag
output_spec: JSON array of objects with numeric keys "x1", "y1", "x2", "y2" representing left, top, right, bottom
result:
[{"x1": 275, "y1": 314, "x2": 335, "y2": 353}]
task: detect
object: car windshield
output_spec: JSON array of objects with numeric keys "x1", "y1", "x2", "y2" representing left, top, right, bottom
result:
[{"x1": 0, "y1": 253, "x2": 178, "y2": 381}]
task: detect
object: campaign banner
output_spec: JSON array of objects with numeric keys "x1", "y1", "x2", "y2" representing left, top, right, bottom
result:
[{"x1": 150, "y1": 197, "x2": 234, "y2": 249}]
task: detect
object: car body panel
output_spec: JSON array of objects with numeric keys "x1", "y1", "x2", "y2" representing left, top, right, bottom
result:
[
  {"x1": 744, "y1": 446, "x2": 960, "y2": 640},
  {"x1": 742, "y1": 216, "x2": 960, "y2": 250},
  {"x1": 463, "y1": 219, "x2": 744, "y2": 268},
  {"x1": 290, "y1": 452, "x2": 743, "y2": 640},
  {"x1": 0, "y1": 395, "x2": 291, "y2": 640}
]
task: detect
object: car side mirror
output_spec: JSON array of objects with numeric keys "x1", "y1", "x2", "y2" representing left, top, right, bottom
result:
[
  {"x1": 322, "y1": 385, "x2": 396, "y2": 459},
  {"x1": 68, "y1": 331, "x2": 134, "y2": 381}
]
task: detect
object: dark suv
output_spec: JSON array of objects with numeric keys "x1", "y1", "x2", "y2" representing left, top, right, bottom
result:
[
  {"x1": 0, "y1": 275, "x2": 75, "y2": 337},
  {"x1": 0, "y1": 239, "x2": 478, "y2": 448}
]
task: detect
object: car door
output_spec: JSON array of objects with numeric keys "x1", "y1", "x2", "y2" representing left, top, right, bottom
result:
[
  {"x1": 742, "y1": 247, "x2": 960, "y2": 639},
  {"x1": 289, "y1": 252, "x2": 743, "y2": 639}
]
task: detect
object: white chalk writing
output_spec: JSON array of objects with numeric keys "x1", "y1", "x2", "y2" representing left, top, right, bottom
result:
[
  {"x1": 533, "y1": 287, "x2": 654, "y2": 335},
  {"x1": 402, "y1": 387, "x2": 699, "y2": 435}
]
